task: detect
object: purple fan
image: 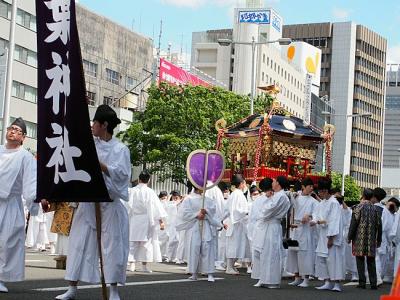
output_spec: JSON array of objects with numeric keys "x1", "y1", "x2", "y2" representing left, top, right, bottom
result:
[{"x1": 187, "y1": 150, "x2": 225, "y2": 190}]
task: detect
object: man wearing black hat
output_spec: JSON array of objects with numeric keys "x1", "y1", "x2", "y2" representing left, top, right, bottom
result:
[
  {"x1": 0, "y1": 118, "x2": 38, "y2": 293},
  {"x1": 313, "y1": 178, "x2": 344, "y2": 292},
  {"x1": 251, "y1": 176, "x2": 290, "y2": 288},
  {"x1": 286, "y1": 177, "x2": 318, "y2": 288},
  {"x1": 56, "y1": 105, "x2": 131, "y2": 300},
  {"x1": 224, "y1": 174, "x2": 250, "y2": 275}
]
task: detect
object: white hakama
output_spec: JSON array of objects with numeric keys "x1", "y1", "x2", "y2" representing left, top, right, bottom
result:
[
  {"x1": 0, "y1": 146, "x2": 37, "y2": 282},
  {"x1": 65, "y1": 137, "x2": 131, "y2": 284},
  {"x1": 251, "y1": 190, "x2": 290, "y2": 285}
]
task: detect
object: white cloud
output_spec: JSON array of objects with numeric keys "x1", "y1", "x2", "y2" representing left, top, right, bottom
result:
[
  {"x1": 332, "y1": 7, "x2": 352, "y2": 20},
  {"x1": 387, "y1": 44, "x2": 400, "y2": 64},
  {"x1": 160, "y1": 0, "x2": 206, "y2": 8},
  {"x1": 160, "y1": 0, "x2": 280, "y2": 9}
]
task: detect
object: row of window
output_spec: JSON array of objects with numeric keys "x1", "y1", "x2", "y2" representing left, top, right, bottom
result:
[
  {"x1": 355, "y1": 57, "x2": 385, "y2": 77},
  {"x1": 386, "y1": 96, "x2": 400, "y2": 109},
  {"x1": 303, "y1": 37, "x2": 328, "y2": 48},
  {"x1": 353, "y1": 127, "x2": 380, "y2": 144},
  {"x1": 0, "y1": 38, "x2": 38, "y2": 68},
  {"x1": 354, "y1": 71, "x2": 384, "y2": 90},
  {"x1": 350, "y1": 156, "x2": 380, "y2": 171},
  {"x1": 356, "y1": 39, "x2": 385, "y2": 62},
  {"x1": 0, "y1": 0, "x2": 37, "y2": 32},
  {"x1": 352, "y1": 142, "x2": 380, "y2": 161},
  {"x1": 353, "y1": 100, "x2": 381, "y2": 122},
  {"x1": 351, "y1": 171, "x2": 379, "y2": 186},
  {"x1": 83, "y1": 59, "x2": 138, "y2": 90},
  {"x1": 12, "y1": 81, "x2": 37, "y2": 103},
  {"x1": 354, "y1": 85, "x2": 384, "y2": 104},
  {"x1": 261, "y1": 54, "x2": 304, "y2": 91},
  {"x1": 353, "y1": 111, "x2": 381, "y2": 131}
]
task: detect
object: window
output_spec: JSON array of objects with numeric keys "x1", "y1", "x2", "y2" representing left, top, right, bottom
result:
[
  {"x1": 83, "y1": 59, "x2": 97, "y2": 78},
  {"x1": 103, "y1": 96, "x2": 113, "y2": 105},
  {"x1": 15, "y1": 45, "x2": 37, "y2": 67},
  {"x1": 16, "y1": 8, "x2": 36, "y2": 31},
  {"x1": 12, "y1": 81, "x2": 37, "y2": 103},
  {"x1": 106, "y1": 68, "x2": 120, "y2": 85},
  {"x1": 86, "y1": 91, "x2": 96, "y2": 106},
  {"x1": 126, "y1": 76, "x2": 136, "y2": 90},
  {"x1": 0, "y1": 0, "x2": 11, "y2": 19}
]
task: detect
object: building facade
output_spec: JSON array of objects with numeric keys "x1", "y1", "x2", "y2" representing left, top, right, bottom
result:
[
  {"x1": 191, "y1": 5, "x2": 322, "y2": 120},
  {"x1": 283, "y1": 22, "x2": 387, "y2": 189},
  {"x1": 382, "y1": 66, "x2": 400, "y2": 196},
  {"x1": 0, "y1": 0, "x2": 154, "y2": 150}
]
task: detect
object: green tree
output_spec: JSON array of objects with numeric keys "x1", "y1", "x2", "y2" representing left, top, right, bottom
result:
[
  {"x1": 331, "y1": 171, "x2": 361, "y2": 201},
  {"x1": 119, "y1": 82, "x2": 274, "y2": 184}
]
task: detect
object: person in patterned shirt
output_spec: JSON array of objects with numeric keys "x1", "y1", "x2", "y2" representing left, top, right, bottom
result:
[{"x1": 347, "y1": 188, "x2": 382, "y2": 290}]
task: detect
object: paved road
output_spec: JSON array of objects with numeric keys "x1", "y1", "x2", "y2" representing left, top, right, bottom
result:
[{"x1": 2, "y1": 250, "x2": 391, "y2": 300}]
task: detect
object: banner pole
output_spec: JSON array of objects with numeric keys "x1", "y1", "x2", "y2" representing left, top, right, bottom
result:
[{"x1": 95, "y1": 203, "x2": 108, "y2": 300}]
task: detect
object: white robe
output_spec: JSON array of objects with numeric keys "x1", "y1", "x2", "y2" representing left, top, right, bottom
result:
[
  {"x1": 127, "y1": 183, "x2": 167, "y2": 263},
  {"x1": 205, "y1": 184, "x2": 225, "y2": 262},
  {"x1": 286, "y1": 195, "x2": 317, "y2": 276},
  {"x1": 224, "y1": 189, "x2": 250, "y2": 259},
  {"x1": 164, "y1": 201, "x2": 179, "y2": 260},
  {"x1": 251, "y1": 190, "x2": 290, "y2": 285},
  {"x1": 342, "y1": 206, "x2": 357, "y2": 274},
  {"x1": 390, "y1": 212, "x2": 400, "y2": 278},
  {"x1": 26, "y1": 205, "x2": 49, "y2": 249},
  {"x1": 0, "y1": 146, "x2": 37, "y2": 282},
  {"x1": 377, "y1": 207, "x2": 395, "y2": 276},
  {"x1": 65, "y1": 137, "x2": 131, "y2": 284},
  {"x1": 176, "y1": 193, "x2": 220, "y2": 274},
  {"x1": 313, "y1": 196, "x2": 344, "y2": 281}
]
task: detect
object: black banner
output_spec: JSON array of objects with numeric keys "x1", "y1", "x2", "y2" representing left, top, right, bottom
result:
[{"x1": 36, "y1": 0, "x2": 110, "y2": 202}]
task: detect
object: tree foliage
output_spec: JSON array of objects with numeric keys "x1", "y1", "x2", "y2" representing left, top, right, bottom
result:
[
  {"x1": 330, "y1": 171, "x2": 362, "y2": 201},
  {"x1": 119, "y1": 82, "x2": 273, "y2": 184}
]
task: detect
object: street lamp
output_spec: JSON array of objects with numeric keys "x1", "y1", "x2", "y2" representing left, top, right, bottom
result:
[
  {"x1": 321, "y1": 111, "x2": 372, "y2": 196},
  {"x1": 217, "y1": 37, "x2": 292, "y2": 115}
]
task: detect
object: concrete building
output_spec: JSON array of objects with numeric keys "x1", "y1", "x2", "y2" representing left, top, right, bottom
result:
[
  {"x1": 382, "y1": 66, "x2": 400, "y2": 196},
  {"x1": 0, "y1": 0, "x2": 154, "y2": 150},
  {"x1": 191, "y1": 4, "x2": 322, "y2": 120},
  {"x1": 283, "y1": 22, "x2": 387, "y2": 189}
]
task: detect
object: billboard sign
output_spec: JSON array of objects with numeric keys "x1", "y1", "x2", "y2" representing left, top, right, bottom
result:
[
  {"x1": 271, "y1": 11, "x2": 282, "y2": 32},
  {"x1": 159, "y1": 58, "x2": 210, "y2": 87},
  {"x1": 238, "y1": 10, "x2": 271, "y2": 24}
]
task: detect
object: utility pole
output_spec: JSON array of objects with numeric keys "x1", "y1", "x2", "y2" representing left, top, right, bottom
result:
[
  {"x1": 152, "y1": 20, "x2": 162, "y2": 83},
  {"x1": 1, "y1": 0, "x2": 17, "y2": 145}
]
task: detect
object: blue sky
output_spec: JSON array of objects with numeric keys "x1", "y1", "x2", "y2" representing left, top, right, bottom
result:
[{"x1": 78, "y1": 0, "x2": 400, "y2": 63}]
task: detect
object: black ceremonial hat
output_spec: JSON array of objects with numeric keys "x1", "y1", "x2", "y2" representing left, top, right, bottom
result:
[
  {"x1": 11, "y1": 117, "x2": 27, "y2": 134},
  {"x1": 93, "y1": 104, "x2": 121, "y2": 129}
]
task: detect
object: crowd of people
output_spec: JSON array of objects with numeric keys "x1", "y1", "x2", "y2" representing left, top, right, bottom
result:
[{"x1": 1, "y1": 105, "x2": 400, "y2": 300}]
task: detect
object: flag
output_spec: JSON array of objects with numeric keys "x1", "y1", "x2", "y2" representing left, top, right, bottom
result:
[{"x1": 36, "y1": 0, "x2": 110, "y2": 202}]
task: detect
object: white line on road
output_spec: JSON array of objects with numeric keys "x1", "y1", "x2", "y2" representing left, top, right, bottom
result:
[{"x1": 33, "y1": 277, "x2": 225, "y2": 292}]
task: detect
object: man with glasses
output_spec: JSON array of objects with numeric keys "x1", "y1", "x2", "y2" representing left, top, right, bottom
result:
[{"x1": 0, "y1": 118, "x2": 37, "y2": 293}]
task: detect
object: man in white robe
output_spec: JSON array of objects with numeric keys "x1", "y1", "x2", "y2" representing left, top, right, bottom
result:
[
  {"x1": 205, "y1": 182, "x2": 226, "y2": 270},
  {"x1": 0, "y1": 118, "x2": 37, "y2": 293},
  {"x1": 176, "y1": 188, "x2": 222, "y2": 282},
  {"x1": 157, "y1": 191, "x2": 169, "y2": 260},
  {"x1": 224, "y1": 174, "x2": 250, "y2": 275},
  {"x1": 56, "y1": 105, "x2": 131, "y2": 300},
  {"x1": 286, "y1": 177, "x2": 317, "y2": 288},
  {"x1": 127, "y1": 170, "x2": 167, "y2": 273},
  {"x1": 251, "y1": 176, "x2": 290, "y2": 288},
  {"x1": 165, "y1": 191, "x2": 181, "y2": 263},
  {"x1": 312, "y1": 178, "x2": 344, "y2": 292}
]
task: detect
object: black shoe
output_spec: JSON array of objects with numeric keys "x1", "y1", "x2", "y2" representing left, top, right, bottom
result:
[
  {"x1": 371, "y1": 285, "x2": 378, "y2": 290},
  {"x1": 357, "y1": 284, "x2": 366, "y2": 289}
]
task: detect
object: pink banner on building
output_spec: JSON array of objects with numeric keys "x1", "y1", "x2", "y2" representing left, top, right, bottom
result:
[{"x1": 159, "y1": 58, "x2": 210, "y2": 87}]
